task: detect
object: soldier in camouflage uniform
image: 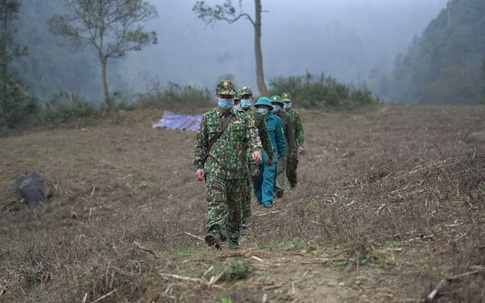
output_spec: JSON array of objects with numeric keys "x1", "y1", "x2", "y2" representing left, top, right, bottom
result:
[
  {"x1": 282, "y1": 93, "x2": 305, "y2": 188},
  {"x1": 193, "y1": 80, "x2": 262, "y2": 250},
  {"x1": 270, "y1": 95, "x2": 296, "y2": 198},
  {"x1": 238, "y1": 86, "x2": 274, "y2": 230}
]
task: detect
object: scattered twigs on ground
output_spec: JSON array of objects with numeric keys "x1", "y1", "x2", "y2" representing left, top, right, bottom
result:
[
  {"x1": 184, "y1": 232, "x2": 205, "y2": 241},
  {"x1": 160, "y1": 273, "x2": 222, "y2": 289},
  {"x1": 133, "y1": 241, "x2": 158, "y2": 257},
  {"x1": 427, "y1": 270, "x2": 483, "y2": 302},
  {"x1": 88, "y1": 289, "x2": 117, "y2": 303}
]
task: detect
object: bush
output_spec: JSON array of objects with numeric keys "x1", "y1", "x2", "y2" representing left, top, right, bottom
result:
[
  {"x1": 42, "y1": 91, "x2": 98, "y2": 122},
  {"x1": 268, "y1": 72, "x2": 381, "y2": 110},
  {"x1": 0, "y1": 79, "x2": 40, "y2": 129},
  {"x1": 134, "y1": 81, "x2": 213, "y2": 112}
]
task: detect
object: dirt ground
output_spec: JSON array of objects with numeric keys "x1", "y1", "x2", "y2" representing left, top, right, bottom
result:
[{"x1": 0, "y1": 105, "x2": 484, "y2": 303}]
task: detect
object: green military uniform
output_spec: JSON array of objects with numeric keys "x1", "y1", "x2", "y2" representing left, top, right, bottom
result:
[
  {"x1": 270, "y1": 95, "x2": 296, "y2": 198},
  {"x1": 282, "y1": 93, "x2": 305, "y2": 188},
  {"x1": 193, "y1": 81, "x2": 262, "y2": 249},
  {"x1": 238, "y1": 86, "x2": 274, "y2": 229}
]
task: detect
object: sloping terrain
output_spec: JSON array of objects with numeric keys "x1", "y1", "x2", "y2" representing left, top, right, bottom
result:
[{"x1": 0, "y1": 105, "x2": 484, "y2": 302}]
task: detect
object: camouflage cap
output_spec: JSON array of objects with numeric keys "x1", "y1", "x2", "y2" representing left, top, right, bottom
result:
[
  {"x1": 270, "y1": 95, "x2": 284, "y2": 105},
  {"x1": 281, "y1": 92, "x2": 292, "y2": 102},
  {"x1": 235, "y1": 92, "x2": 241, "y2": 101},
  {"x1": 238, "y1": 86, "x2": 253, "y2": 97},
  {"x1": 215, "y1": 80, "x2": 237, "y2": 95}
]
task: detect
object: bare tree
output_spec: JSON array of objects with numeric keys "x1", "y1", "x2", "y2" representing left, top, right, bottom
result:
[
  {"x1": 49, "y1": 0, "x2": 158, "y2": 113},
  {"x1": 193, "y1": 0, "x2": 268, "y2": 96}
]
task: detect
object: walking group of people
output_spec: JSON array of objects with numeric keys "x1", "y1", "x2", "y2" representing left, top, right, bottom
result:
[{"x1": 192, "y1": 80, "x2": 305, "y2": 250}]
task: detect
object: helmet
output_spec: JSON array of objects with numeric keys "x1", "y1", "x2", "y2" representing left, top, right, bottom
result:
[
  {"x1": 253, "y1": 97, "x2": 274, "y2": 110},
  {"x1": 238, "y1": 86, "x2": 253, "y2": 97},
  {"x1": 215, "y1": 80, "x2": 237, "y2": 95},
  {"x1": 270, "y1": 95, "x2": 284, "y2": 106},
  {"x1": 281, "y1": 92, "x2": 292, "y2": 102}
]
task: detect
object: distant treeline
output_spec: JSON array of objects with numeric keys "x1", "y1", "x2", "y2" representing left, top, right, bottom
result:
[{"x1": 369, "y1": 0, "x2": 485, "y2": 104}]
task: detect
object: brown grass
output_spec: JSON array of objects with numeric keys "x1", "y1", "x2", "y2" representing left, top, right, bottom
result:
[{"x1": 1, "y1": 105, "x2": 484, "y2": 302}]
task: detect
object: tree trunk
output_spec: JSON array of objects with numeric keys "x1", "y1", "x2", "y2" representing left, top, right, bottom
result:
[
  {"x1": 100, "y1": 58, "x2": 111, "y2": 114},
  {"x1": 254, "y1": 0, "x2": 268, "y2": 97}
]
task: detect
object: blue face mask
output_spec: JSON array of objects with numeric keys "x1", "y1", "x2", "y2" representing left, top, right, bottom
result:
[
  {"x1": 234, "y1": 104, "x2": 241, "y2": 110},
  {"x1": 272, "y1": 105, "x2": 281, "y2": 113},
  {"x1": 241, "y1": 99, "x2": 252, "y2": 108},
  {"x1": 283, "y1": 103, "x2": 291, "y2": 109},
  {"x1": 258, "y1": 108, "x2": 269, "y2": 115},
  {"x1": 218, "y1": 98, "x2": 234, "y2": 110}
]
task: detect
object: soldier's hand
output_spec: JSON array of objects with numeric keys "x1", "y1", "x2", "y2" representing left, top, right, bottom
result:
[
  {"x1": 252, "y1": 151, "x2": 262, "y2": 165},
  {"x1": 195, "y1": 169, "x2": 205, "y2": 181},
  {"x1": 279, "y1": 156, "x2": 286, "y2": 162},
  {"x1": 267, "y1": 157, "x2": 274, "y2": 166},
  {"x1": 298, "y1": 146, "x2": 304, "y2": 154}
]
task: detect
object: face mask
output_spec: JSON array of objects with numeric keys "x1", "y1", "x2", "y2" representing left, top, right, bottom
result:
[
  {"x1": 283, "y1": 103, "x2": 291, "y2": 109},
  {"x1": 241, "y1": 99, "x2": 252, "y2": 108},
  {"x1": 234, "y1": 104, "x2": 241, "y2": 110},
  {"x1": 218, "y1": 98, "x2": 234, "y2": 110},
  {"x1": 258, "y1": 108, "x2": 269, "y2": 115},
  {"x1": 272, "y1": 105, "x2": 281, "y2": 113}
]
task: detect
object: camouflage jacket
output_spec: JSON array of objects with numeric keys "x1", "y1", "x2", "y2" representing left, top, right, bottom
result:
[
  {"x1": 286, "y1": 108, "x2": 305, "y2": 147},
  {"x1": 193, "y1": 107, "x2": 262, "y2": 180},
  {"x1": 274, "y1": 111, "x2": 297, "y2": 153},
  {"x1": 244, "y1": 107, "x2": 274, "y2": 159}
]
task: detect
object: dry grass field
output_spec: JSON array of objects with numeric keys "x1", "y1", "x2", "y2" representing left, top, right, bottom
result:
[{"x1": 1, "y1": 105, "x2": 484, "y2": 303}]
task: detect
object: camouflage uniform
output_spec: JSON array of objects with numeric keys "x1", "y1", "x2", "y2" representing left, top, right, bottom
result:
[
  {"x1": 282, "y1": 93, "x2": 305, "y2": 188},
  {"x1": 193, "y1": 81, "x2": 262, "y2": 249},
  {"x1": 239, "y1": 86, "x2": 274, "y2": 227},
  {"x1": 270, "y1": 95, "x2": 296, "y2": 197}
]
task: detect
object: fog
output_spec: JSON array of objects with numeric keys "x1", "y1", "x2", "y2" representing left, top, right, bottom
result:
[{"x1": 118, "y1": 0, "x2": 448, "y2": 96}]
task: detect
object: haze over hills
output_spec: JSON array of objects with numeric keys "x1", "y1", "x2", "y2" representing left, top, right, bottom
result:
[{"x1": 15, "y1": 0, "x2": 448, "y2": 103}]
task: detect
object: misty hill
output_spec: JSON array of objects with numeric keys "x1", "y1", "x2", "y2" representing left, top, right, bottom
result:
[
  {"x1": 12, "y1": 0, "x2": 447, "y2": 104},
  {"x1": 372, "y1": 0, "x2": 485, "y2": 104}
]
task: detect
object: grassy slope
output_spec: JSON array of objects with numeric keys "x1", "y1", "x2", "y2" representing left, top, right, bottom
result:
[{"x1": 0, "y1": 105, "x2": 484, "y2": 303}]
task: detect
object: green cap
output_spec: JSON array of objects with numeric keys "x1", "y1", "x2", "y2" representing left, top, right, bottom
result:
[
  {"x1": 238, "y1": 86, "x2": 253, "y2": 97},
  {"x1": 281, "y1": 92, "x2": 292, "y2": 102},
  {"x1": 270, "y1": 95, "x2": 284, "y2": 105},
  {"x1": 215, "y1": 80, "x2": 237, "y2": 95},
  {"x1": 235, "y1": 92, "x2": 241, "y2": 101},
  {"x1": 254, "y1": 97, "x2": 274, "y2": 110}
]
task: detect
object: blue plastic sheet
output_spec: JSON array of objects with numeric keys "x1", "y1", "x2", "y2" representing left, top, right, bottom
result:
[{"x1": 152, "y1": 111, "x2": 202, "y2": 131}]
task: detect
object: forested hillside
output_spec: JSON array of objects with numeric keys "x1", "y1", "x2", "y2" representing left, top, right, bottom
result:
[{"x1": 372, "y1": 0, "x2": 485, "y2": 104}]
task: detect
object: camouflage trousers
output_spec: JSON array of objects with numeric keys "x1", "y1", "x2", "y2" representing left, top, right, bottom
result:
[
  {"x1": 242, "y1": 161, "x2": 259, "y2": 225},
  {"x1": 274, "y1": 160, "x2": 286, "y2": 195},
  {"x1": 206, "y1": 176, "x2": 247, "y2": 240},
  {"x1": 286, "y1": 153, "x2": 299, "y2": 188}
]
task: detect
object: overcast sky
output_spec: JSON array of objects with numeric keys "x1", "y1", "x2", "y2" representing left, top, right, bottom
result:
[{"x1": 119, "y1": 0, "x2": 449, "y2": 96}]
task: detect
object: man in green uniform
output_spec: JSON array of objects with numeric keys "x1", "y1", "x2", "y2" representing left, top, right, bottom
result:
[
  {"x1": 238, "y1": 86, "x2": 274, "y2": 230},
  {"x1": 282, "y1": 93, "x2": 305, "y2": 188},
  {"x1": 270, "y1": 95, "x2": 296, "y2": 198},
  {"x1": 193, "y1": 80, "x2": 262, "y2": 250}
]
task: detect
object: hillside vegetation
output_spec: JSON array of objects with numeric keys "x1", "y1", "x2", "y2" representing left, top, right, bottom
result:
[
  {"x1": 372, "y1": 0, "x2": 485, "y2": 104},
  {"x1": 1, "y1": 106, "x2": 484, "y2": 302}
]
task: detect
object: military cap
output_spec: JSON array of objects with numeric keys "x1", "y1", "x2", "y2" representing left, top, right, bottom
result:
[
  {"x1": 254, "y1": 97, "x2": 274, "y2": 110},
  {"x1": 235, "y1": 92, "x2": 241, "y2": 101},
  {"x1": 281, "y1": 92, "x2": 292, "y2": 102},
  {"x1": 270, "y1": 95, "x2": 284, "y2": 106},
  {"x1": 215, "y1": 80, "x2": 237, "y2": 95},
  {"x1": 238, "y1": 86, "x2": 253, "y2": 97}
]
